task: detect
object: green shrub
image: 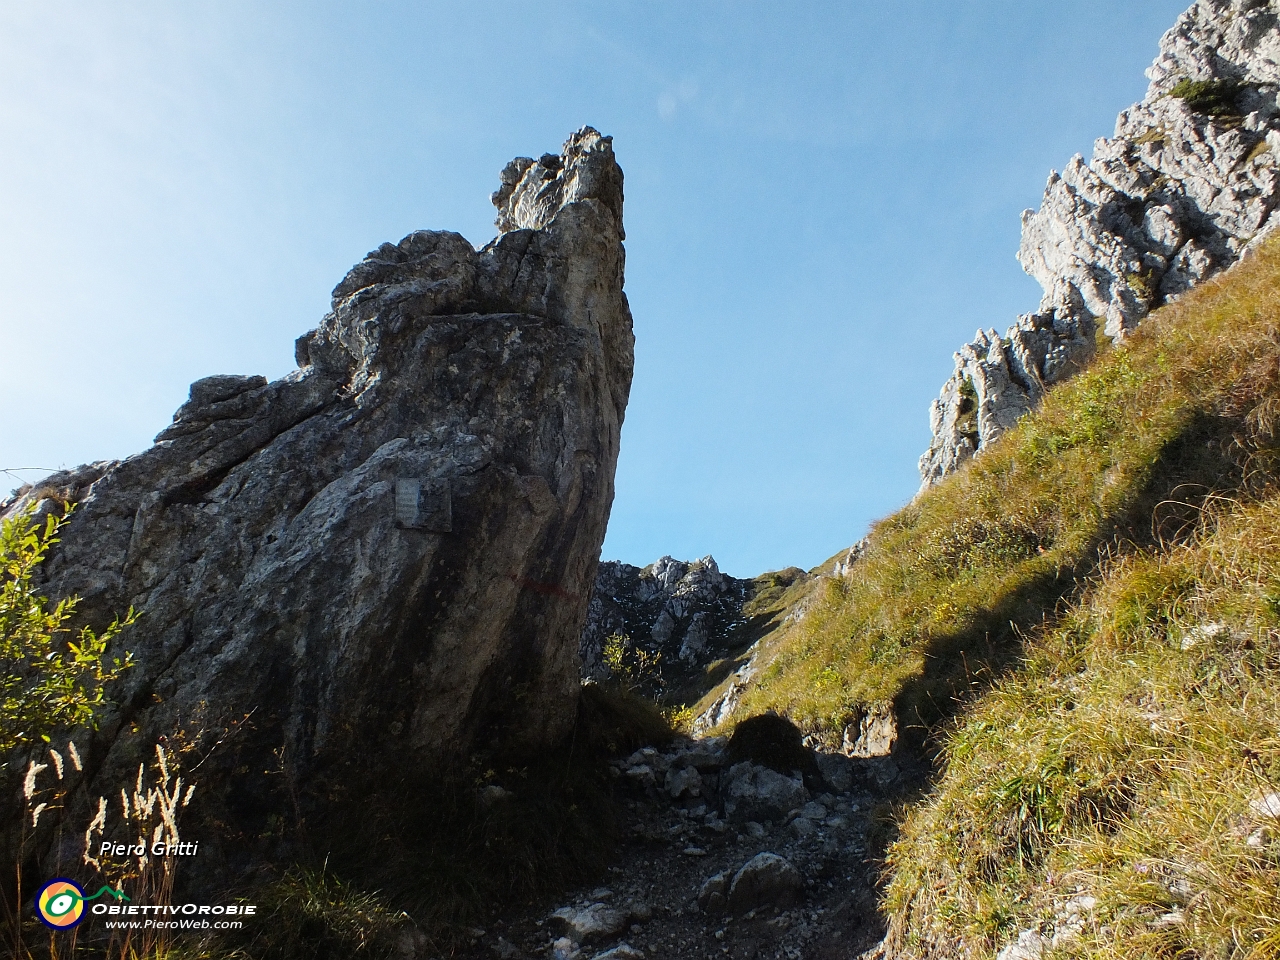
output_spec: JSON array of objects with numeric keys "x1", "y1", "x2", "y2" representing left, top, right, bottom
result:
[
  {"x1": 225, "y1": 866, "x2": 406, "y2": 960},
  {"x1": 601, "y1": 632, "x2": 665, "y2": 699},
  {"x1": 0, "y1": 503, "x2": 135, "y2": 757},
  {"x1": 1168, "y1": 77, "x2": 1244, "y2": 117},
  {"x1": 956, "y1": 375, "x2": 979, "y2": 443}
]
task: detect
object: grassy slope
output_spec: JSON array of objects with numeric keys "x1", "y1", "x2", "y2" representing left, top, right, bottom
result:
[
  {"x1": 731, "y1": 240, "x2": 1280, "y2": 744},
  {"x1": 685, "y1": 567, "x2": 817, "y2": 725},
  {"x1": 886, "y1": 495, "x2": 1280, "y2": 959},
  {"x1": 728, "y1": 240, "x2": 1280, "y2": 957}
]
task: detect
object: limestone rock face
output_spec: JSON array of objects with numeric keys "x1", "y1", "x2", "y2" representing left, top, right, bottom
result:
[
  {"x1": 840, "y1": 703, "x2": 898, "y2": 758},
  {"x1": 4, "y1": 127, "x2": 632, "y2": 846},
  {"x1": 579, "y1": 556, "x2": 749, "y2": 679},
  {"x1": 921, "y1": 0, "x2": 1280, "y2": 485}
]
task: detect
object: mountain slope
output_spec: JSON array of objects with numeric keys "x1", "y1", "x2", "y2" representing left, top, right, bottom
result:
[
  {"x1": 725, "y1": 238, "x2": 1280, "y2": 757},
  {"x1": 886, "y1": 487, "x2": 1280, "y2": 958},
  {"x1": 713, "y1": 228, "x2": 1280, "y2": 959}
]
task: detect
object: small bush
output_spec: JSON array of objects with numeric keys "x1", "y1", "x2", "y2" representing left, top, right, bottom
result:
[
  {"x1": 601, "y1": 632, "x2": 666, "y2": 700},
  {"x1": 227, "y1": 866, "x2": 406, "y2": 960},
  {"x1": 956, "y1": 376, "x2": 979, "y2": 444},
  {"x1": 1168, "y1": 77, "x2": 1244, "y2": 117},
  {"x1": 577, "y1": 681, "x2": 675, "y2": 755},
  {"x1": 0, "y1": 503, "x2": 135, "y2": 757}
]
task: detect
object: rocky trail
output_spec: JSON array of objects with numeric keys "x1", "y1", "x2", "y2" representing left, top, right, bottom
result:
[{"x1": 449, "y1": 728, "x2": 917, "y2": 960}]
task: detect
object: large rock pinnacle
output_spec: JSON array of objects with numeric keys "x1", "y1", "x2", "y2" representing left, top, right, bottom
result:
[
  {"x1": 920, "y1": 0, "x2": 1280, "y2": 487},
  {"x1": 3, "y1": 127, "x2": 633, "y2": 859}
]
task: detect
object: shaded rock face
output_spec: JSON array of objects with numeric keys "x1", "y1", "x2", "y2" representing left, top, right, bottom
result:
[
  {"x1": 921, "y1": 0, "x2": 1280, "y2": 486},
  {"x1": 579, "y1": 556, "x2": 749, "y2": 679},
  {"x1": 4, "y1": 127, "x2": 632, "y2": 853}
]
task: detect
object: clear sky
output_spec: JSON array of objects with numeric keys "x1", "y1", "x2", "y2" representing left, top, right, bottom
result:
[{"x1": 0, "y1": 0, "x2": 1191, "y2": 578}]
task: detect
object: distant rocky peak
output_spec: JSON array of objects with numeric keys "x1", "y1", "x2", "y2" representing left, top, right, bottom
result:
[
  {"x1": 649, "y1": 555, "x2": 690, "y2": 590},
  {"x1": 581, "y1": 555, "x2": 748, "y2": 680},
  {"x1": 647, "y1": 554, "x2": 724, "y2": 595},
  {"x1": 1146, "y1": 1, "x2": 1280, "y2": 95}
]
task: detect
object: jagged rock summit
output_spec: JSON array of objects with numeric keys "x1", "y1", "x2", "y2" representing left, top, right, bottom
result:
[
  {"x1": 3, "y1": 127, "x2": 632, "y2": 859},
  {"x1": 920, "y1": 0, "x2": 1280, "y2": 486},
  {"x1": 580, "y1": 556, "x2": 750, "y2": 680}
]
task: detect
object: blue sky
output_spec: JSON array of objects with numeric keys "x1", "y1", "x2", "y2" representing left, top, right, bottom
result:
[{"x1": 0, "y1": 1, "x2": 1190, "y2": 577}]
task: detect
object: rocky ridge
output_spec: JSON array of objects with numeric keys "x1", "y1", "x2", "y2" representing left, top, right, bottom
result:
[
  {"x1": 3, "y1": 127, "x2": 632, "y2": 872},
  {"x1": 579, "y1": 557, "x2": 830, "y2": 733},
  {"x1": 920, "y1": 0, "x2": 1280, "y2": 485},
  {"x1": 580, "y1": 557, "x2": 753, "y2": 682}
]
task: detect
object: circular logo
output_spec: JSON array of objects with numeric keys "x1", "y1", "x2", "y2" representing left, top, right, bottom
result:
[{"x1": 36, "y1": 878, "x2": 86, "y2": 929}]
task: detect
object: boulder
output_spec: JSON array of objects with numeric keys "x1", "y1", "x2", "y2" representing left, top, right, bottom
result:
[
  {"x1": 726, "y1": 852, "x2": 803, "y2": 914},
  {"x1": 549, "y1": 903, "x2": 631, "y2": 945},
  {"x1": 665, "y1": 765, "x2": 703, "y2": 799},
  {"x1": 1252, "y1": 792, "x2": 1280, "y2": 819},
  {"x1": 3, "y1": 127, "x2": 633, "y2": 866},
  {"x1": 724, "y1": 712, "x2": 816, "y2": 776},
  {"x1": 697, "y1": 871, "x2": 730, "y2": 916},
  {"x1": 798, "y1": 801, "x2": 828, "y2": 821},
  {"x1": 627, "y1": 761, "x2": 658, "y2": 782},
  {"x1": 814, "y1": 752, "x2": 855, "y2": 794},
  {"x1": 672, "y1": 736, "x2": 727, "y2": 771},
  {"x1": 788, "y1": 817, "x2": 816, "y2": 838},
  {"x1": 721, "y1": 762, "x2": 808, "y2": 823},
  {"x1": 588, "y1": 947, "x2": 644, "y2": 960}
]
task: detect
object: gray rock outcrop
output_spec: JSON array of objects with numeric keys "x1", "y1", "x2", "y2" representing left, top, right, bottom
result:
[
  {"x1": 3, "y1": 127, "x2": 632, "y2": 853},
  {"x1": 580, "y1": 556, "x2": 749, "y2": 679},
  {"x1": 840, "y1": 702, "x2": 898, "y2": 758},
  {"x1": 921, "y1": 0, "x2": 1280, "y2": 485},
  {"x1": 550, "y1": 903, "x2": 634, "y2": 945}
]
